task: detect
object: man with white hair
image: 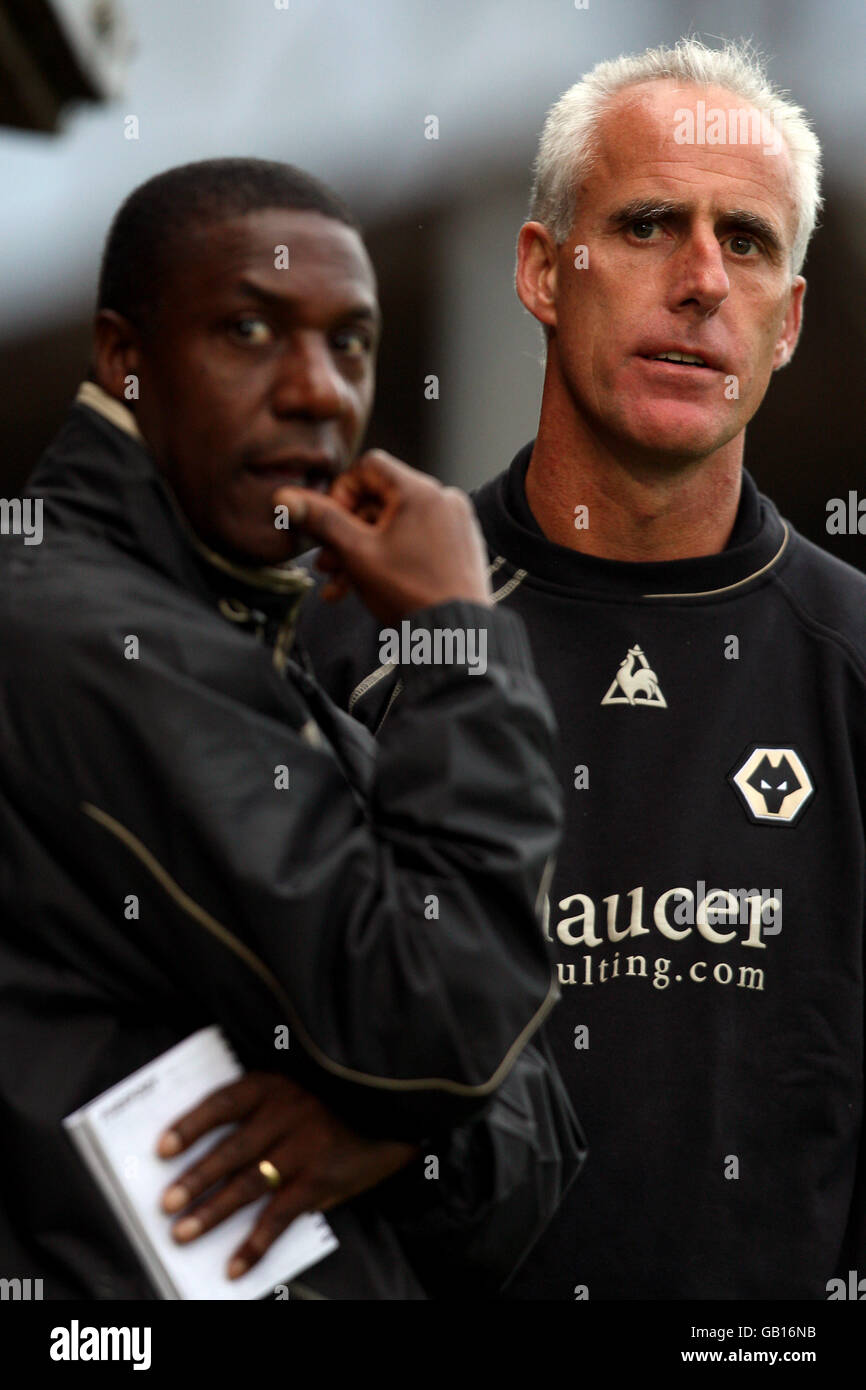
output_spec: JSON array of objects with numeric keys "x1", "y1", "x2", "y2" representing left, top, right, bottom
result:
[{"x1": 297, "y1": 37, "x2": 866, "y2": 1299}]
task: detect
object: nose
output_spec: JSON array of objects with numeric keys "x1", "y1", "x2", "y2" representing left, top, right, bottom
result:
[
  {"x1": 669, "y1": 228, "x2": 730, "y2": 317},
  {"x1": 271, "y1": 333, "x2": 348, "y2": 419}
]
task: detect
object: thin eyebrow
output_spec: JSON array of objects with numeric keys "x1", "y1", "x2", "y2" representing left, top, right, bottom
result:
[{"x1": 607, "y1": 199, "x2": 784, "y2": 258}]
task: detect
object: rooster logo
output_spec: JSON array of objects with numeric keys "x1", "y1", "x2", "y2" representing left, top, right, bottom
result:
[
  {"x1": 731, "y1": 747, "x2": 814, "y2": 824},
  {"x1": 601, "y1": 645, "x2": 667, "y2": 708}
]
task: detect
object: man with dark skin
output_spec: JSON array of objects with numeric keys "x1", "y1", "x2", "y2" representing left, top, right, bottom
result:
[
  {"x1": 115, "y1": 205, "x2": 504, "y2": 1277},
  {"x1": 0, "y1": 161, "x2": 581, "y2": 1299},
  {"x1": 93, "y1": 206, "x2": 417, "y2": 1277}
]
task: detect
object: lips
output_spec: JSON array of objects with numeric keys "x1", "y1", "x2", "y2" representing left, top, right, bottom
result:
[
  {"x1": 635, "y1": 345, "x2": 723, "y2": 372},
  {"x1": 243, "y1": 456, "x2": 338, "y2": 493}
]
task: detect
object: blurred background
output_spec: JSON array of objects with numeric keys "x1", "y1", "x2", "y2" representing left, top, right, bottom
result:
[{"x1": 1, "y1": 0, "x2": 864, "y2": 566}]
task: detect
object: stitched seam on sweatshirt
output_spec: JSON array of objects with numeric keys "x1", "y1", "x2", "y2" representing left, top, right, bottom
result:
[
  {"x1": 491, "y1": 568, "x2": 528, "y2": 602},
  {"x1": 373, "y1": 678, "x2": 404, "y2": 736},
  {"x1": 641, "y1": 523, "x2": 789, "y2": 598},
  {"x1": 483, "y1": 531, "x2": 789, "y2": 604},
  {"x1": 349, "y1": 661, "x2": 396, "y2": 713},
  {"x1": 373, "y1": 571, "x2": 520, "y2": 734},
  {"x1": 347, "y1": 556, "x2": 512, "y2": 713},
  {"x1": 771, "y1": 574, "x2": 866, "y2": 686}
]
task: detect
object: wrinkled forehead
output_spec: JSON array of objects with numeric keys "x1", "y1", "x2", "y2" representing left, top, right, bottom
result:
[{"x1": 589, "y1": 80, "x2": 798, "y2": 239}]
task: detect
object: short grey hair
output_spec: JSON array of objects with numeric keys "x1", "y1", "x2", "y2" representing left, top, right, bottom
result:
[{"x1": 529, "y1": 37, "x2": 823, "y2": 276}]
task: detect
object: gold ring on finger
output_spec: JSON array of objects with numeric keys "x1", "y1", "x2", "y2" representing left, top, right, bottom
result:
[{"x1": 258, "y1": 1159, "x2": 282, "y2": 1191}]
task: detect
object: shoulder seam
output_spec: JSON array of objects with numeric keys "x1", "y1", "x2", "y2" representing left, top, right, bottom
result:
[{"x1": 770, "y1": 572, "x2": 866, "y2": 685}]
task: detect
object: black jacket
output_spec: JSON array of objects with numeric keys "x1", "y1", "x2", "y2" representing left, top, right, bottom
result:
[
  {"x1": 297, "y1": 441, "x2": 866, "y2": 1299},
  {"x1": 0, "y1": 401, "x2": 585, "y2": 1300}
]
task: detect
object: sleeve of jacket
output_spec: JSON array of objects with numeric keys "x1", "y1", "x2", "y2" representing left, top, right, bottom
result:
[
  {"x1": 375, "y1": 1031, "x2": 587, "y2": 1296},
  {"x1": 294, "y1": 561, "x2": 388, "y2": 717},
  {"x1": 295, "y1": 573, "x2": 587, "y2": 1287},
  {"x1": 5, "y1": 584, "x2": 563, "y2": 1138}
]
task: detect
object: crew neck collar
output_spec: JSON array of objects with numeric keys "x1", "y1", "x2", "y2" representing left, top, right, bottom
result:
[{"x1": 473, "y1": 442, "x2": 789, "y2": 600}]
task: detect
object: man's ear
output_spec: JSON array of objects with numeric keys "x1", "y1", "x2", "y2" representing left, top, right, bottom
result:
[
  {"x1": 92, "y1": 309, "x2": 144, "y2": 400},
  {"x1": 773, "y1": 276, "x2": 806, "y2": 370},
  {"x1": 515, "y1": 221, "x2": 560, "y2": 330}
]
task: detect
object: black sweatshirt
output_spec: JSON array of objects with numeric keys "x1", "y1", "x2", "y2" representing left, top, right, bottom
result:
[{"x1": 297, "y1": 442, "x2": 866, "y2": 1300}]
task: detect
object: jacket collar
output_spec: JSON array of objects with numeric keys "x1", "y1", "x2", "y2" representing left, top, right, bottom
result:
[
  {"x1": 76, "y1": 380, "x2": 145, "y2": 444},
  {"x1": 33, "y1": 385, "x2": 313, "y2": 665}
]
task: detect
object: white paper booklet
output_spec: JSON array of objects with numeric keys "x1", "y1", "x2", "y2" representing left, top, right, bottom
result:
[{"x1": 64, "y1": 1026, "x2": 338, "y2": 1300}]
